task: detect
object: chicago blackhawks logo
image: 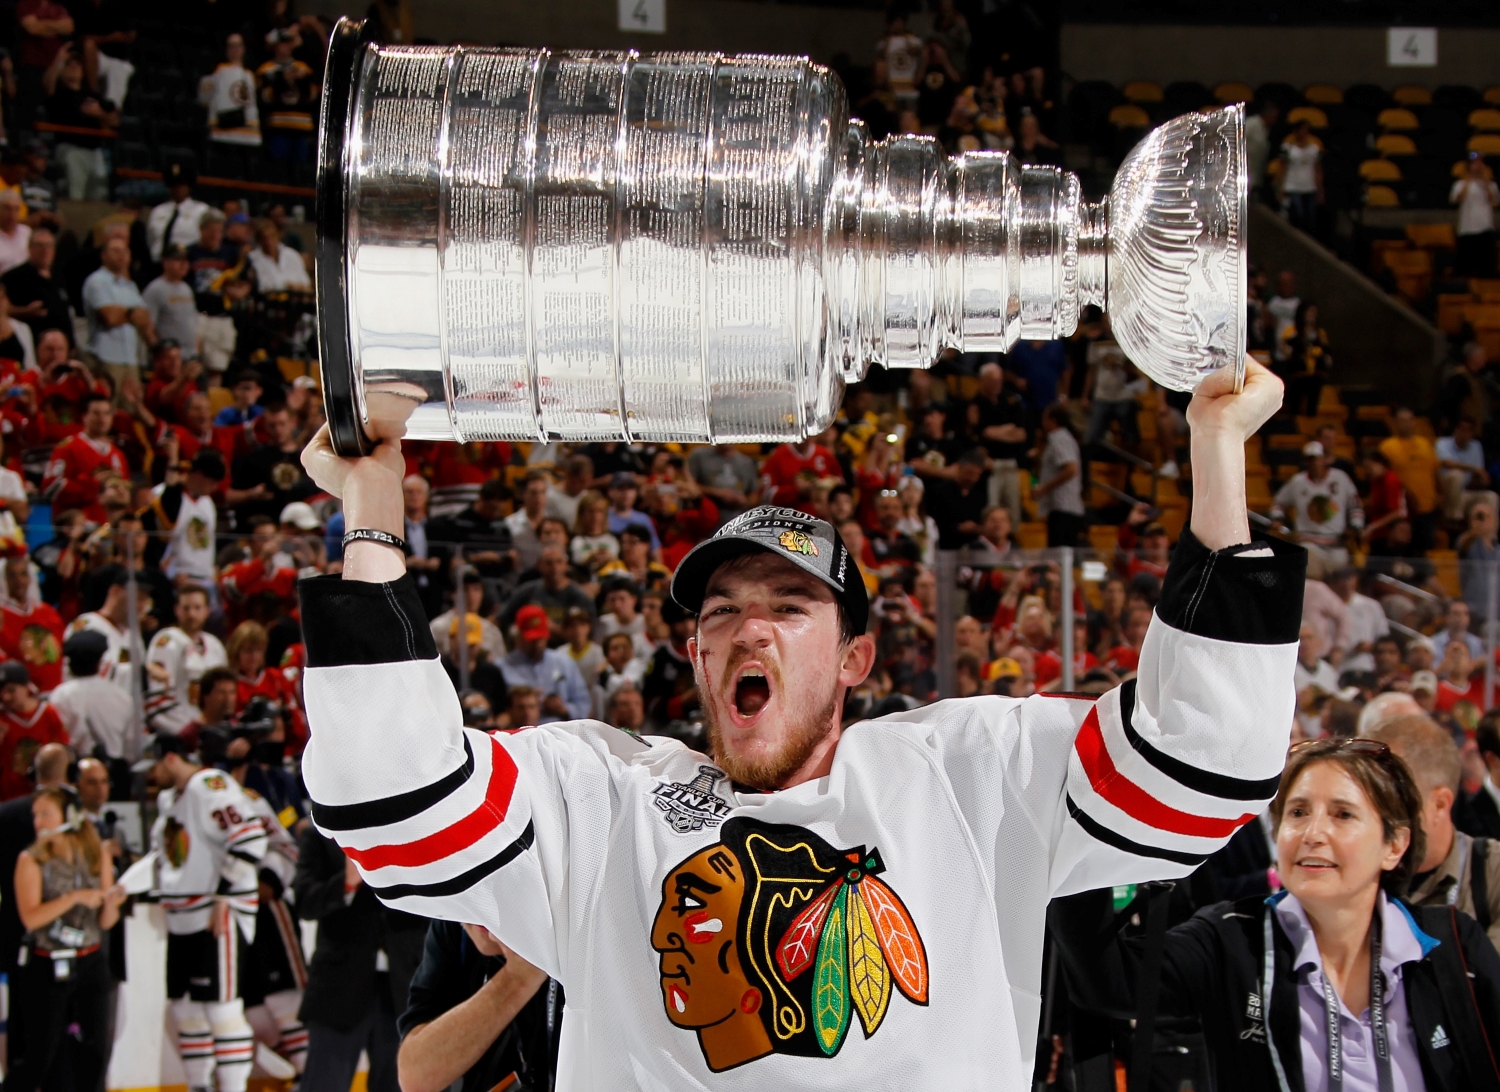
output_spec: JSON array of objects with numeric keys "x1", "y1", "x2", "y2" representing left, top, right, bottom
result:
[
  {"x1": 17, "y1": 624, "x2": 58, "y2": 666},
  {"x1": 778, "y1": 530, "x2": 819, "y2": 557},
  {"x1": 651, "y1": 818, "x2": 928, "y2": 1072},
  {"x1": 162, "y1": 818, "x2": 190, "y2": 867}
]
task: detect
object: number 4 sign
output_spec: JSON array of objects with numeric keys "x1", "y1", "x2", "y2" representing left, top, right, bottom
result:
[
  {"x1": 619, "y1": 0, "x2": 666, "y2": 33},
  {"x1": 1387, "y1": 27, "x2": 1437, "y2": 67}
]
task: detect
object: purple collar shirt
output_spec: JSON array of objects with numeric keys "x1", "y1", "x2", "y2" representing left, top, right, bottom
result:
[{"x1": 1274, "y1": 890, "x2": 1434, "y2": 1092}]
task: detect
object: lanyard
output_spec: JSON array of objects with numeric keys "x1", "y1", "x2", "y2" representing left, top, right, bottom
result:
[{"x1": 1322, "y1": 909, "x2": 1394, "y2": 1092}]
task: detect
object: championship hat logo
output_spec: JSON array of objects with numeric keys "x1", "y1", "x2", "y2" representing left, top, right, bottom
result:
[{"x1": 778, "y1": 530, "x2": 819, "y2": 557}]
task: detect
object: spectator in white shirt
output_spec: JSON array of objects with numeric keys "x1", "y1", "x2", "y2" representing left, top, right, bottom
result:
[
  {"x1": 1452, "y1": 153, "x2": 1500, "y2": 277},
  {"x1": 0, "y1": 190, "x2": 31, "y2": 275},
  {"x1": 145, "y1": 162, "x2": 209, "y2": 263},
  {"x1": 247, "y1": 217, "x2": 310, "y2": 292},
  {"x1": 1270, "y1": 440, "x2": 1363, "y2": 567},
  {"x1": 1294, "y1": 621, "x2": 1341, "y2": 696},
  {"x1": 1266, "y1": 270, "x2": 1301, "y2": 364},
  {"x1": 1431, "y1": 599, "x2": 1486, "y2": 662},
  {"x1": 199, "y1": 33, "x2": 261, "y2": 180},
  {"x1": 1326, "y1": 566, "x2": 1388, "y2": 674},
  {"x1": 1436, "y1": 415, "x2": 1498, "y2": 522},
  {"x1": 1302, "y1": 570, "x2": 1349, "y2": 665}
]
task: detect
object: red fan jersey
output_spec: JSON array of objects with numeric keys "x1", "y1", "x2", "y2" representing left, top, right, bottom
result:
[
  {"x1": 41, "y1": 433, "x2": 129, "y2": 521},
  {"x1": 760, "y1": 442, "x2": 843, "y2": 508},
  {"x1": 0, "y1": 601, "x2": 65, "y2": 693},
  {"x1": 0, "y1": 701, "x2": 67, "y2": 800}
]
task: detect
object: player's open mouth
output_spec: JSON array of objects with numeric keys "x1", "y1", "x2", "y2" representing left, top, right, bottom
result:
[{"x1": 733, "y1": 667, "x2": 772, "y2": 719}]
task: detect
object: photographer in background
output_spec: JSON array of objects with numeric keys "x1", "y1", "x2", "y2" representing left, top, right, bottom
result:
[{"x1": 398, "y1": 921, "x2": 562, "y2": 1092}]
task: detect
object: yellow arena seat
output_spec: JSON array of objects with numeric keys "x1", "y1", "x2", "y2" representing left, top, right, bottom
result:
[
  {"x1": 1392, "y1": 85, "x2": 1433, "y2": 106},
  {"x1": 1122, "y1": 80, "x2": 1163, "y2": 103}
]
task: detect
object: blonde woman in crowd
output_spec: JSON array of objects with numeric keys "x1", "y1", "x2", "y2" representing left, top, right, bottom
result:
[{"x1": 11, "y1": 786, "x2": 125, "y2": 1092}]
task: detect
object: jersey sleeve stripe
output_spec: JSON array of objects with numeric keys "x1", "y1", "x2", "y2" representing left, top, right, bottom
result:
[
  {"x1": 1065, "y1": 795, "x2": 1210, "y2": 866},
  {"x1": 1073, "y1": 703, "x2": 1258, "y2": 838},
  {"x1": 343, "y1": 735, "x2": 519, "y2": 871},
  {"x1": 1115, "y1": 679, "x2": 1284, "y2": 801},
  {"x1": 365, "y1": 819, "x2": 535, "y2": 900},
  {"x1": 311, "y1": 735, "x2": 475, "y2": 831}
]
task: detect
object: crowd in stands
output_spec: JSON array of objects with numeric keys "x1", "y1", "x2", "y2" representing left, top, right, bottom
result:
[{"x1": 0, "y1": 2, "x2": 1493, "y2": 1091}]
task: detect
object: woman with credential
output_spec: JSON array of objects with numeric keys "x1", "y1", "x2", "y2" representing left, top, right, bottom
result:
[
  {"x1": 7, "y1": 786, "x2": 127, "y2": 1092},
  {"x1": 1051, "y1": 738, "x2": 1500, "y2": 1092}
]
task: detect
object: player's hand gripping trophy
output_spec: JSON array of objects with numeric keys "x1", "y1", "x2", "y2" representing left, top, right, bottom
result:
[{"x1": 306, "y1": 18, "x2": 1249, "y2": 458}]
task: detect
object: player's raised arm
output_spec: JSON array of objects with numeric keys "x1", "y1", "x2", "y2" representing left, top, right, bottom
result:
[
  {"x1": 296, "y1": 426, "x2": 602, "y2": 976},
  {"x1": 1050, "y1": 358, "x2": 1307, "y2": 896}
]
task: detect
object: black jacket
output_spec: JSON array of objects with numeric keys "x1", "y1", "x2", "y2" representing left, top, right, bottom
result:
[
  {"x1": 0, "y1": 795, "x2": 34, "y2": 973},
  {"x1": 398, "y1": 920, "x2": 563, "y2": 1092},
  {"x1": 1458, "y1": 787, "x2": 1500, "y2": 842},
  {"x1": 1051, "y1": 890, "x2": 1500, "y2": 1092},
  {"x1": 293, "y1": 825, "x2": 428, "y2": 1030}
]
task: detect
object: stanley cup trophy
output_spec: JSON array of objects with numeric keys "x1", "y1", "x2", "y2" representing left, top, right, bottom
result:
[{"x1": 315, "y1": 18, "x2": 1245, "y2": 455}]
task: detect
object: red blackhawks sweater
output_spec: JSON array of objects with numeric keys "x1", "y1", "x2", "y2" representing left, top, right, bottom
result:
[{"x1": 298, "y1": 531, "x2": 1305, "y2": 1091}]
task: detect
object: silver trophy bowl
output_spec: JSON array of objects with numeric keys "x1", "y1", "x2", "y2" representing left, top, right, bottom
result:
[{"x1": 315, "y1": 19, "x2": 1245, "y2": 454}]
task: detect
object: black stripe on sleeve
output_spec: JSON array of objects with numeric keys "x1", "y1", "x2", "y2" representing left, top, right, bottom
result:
[
  {"x1": 299, "y1": 574, "x2": 438, "y2": 667},
  {"x1": 1066, "y1": 796, "x2": 1209, "y2": 867},
  {"x1": 1156, "y1": 529, "x2": 1306, "y2": 645},
  {"x1": 367, "y1": 820, "x2": 535, "y2": 900},
  {"x1": 311, "y1": 736, "x2": 475, "y2": 832},
  {"x1": 1116, "y1": 680, "x2": 1284, "y2": 802}
]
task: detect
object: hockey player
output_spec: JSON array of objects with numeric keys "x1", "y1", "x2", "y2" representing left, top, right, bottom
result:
[
  {"x1": 203, "y1": 718, "x2": 308, "y2": 1076},
  {"x1": 296, "y1": 359, "x2": 1304, "y2": 1088},
  {"x1": 146, "y1": 732, "x2": 268, "y2": 1092},
  {"x1": 146, "y1": 584, "x2": 229, "y2": 734}
]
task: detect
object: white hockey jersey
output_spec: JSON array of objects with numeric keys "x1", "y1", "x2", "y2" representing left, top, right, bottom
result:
[
  {"x1": 299, "y1": 532, "x2": 1305, "y2": 1091},
  {"x1": 145, "y1": 626, "x2": 228, "y2": 734},
  {"x1": 152, "y1": 767, "x2": 268, "y2": 940},
  {"x1": 240, "y1": 785, "x2": 299, "y2": 897}
]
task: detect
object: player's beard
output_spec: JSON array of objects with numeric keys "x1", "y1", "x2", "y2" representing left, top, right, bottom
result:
[{"x1": 703, "y1": 657, "x2": 840, "y2": 790}]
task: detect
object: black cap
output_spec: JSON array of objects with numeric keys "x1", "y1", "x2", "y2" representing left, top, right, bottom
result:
[
  {"x1": 0, "y1": 661, "x2": 28, "y2": 687},
  {"x1": 133, "y1": 730, "x2": 194, "y2": 772},
  {"x1": 63, "y1": 629, "x2": 108, "y2": 660},
  {"x1": 671, "y1": 505, "x2": 869, "y2": 635},
  {"x1": 164, "y1": 161, "x2": 196, "y2": 187},
  {"x1": 161, "y1": 244, "x2": 189, "y2": 262},
  {"x1": 191, "y1": 450, "x2": 226, "y2": 481},
  {"x1": 63, "y1": 630, "x2": 108, "y2": 676}
]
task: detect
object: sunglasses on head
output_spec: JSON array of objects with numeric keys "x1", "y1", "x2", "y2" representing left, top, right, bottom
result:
[{"x1": 1289, "y1": 737, "x2": 1397, "y2": 763}]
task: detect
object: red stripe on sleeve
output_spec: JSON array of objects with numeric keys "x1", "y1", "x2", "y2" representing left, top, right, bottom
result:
[
  {"x1": 343, "y1": 735, "x2": 519, "y2": 871},
  {"x1": 1074, "y1": 704, "x2": 1255, "y2": 839}
]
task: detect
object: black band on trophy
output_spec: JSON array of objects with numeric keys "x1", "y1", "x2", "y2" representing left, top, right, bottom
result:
[{"x1": 315, "y1": 16, "x2": 379, "y2": 458}]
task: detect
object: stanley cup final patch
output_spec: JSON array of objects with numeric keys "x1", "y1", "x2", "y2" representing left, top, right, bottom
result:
[{"x1": 654, "y1": 766, "x2": 733, "y2": 833}]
